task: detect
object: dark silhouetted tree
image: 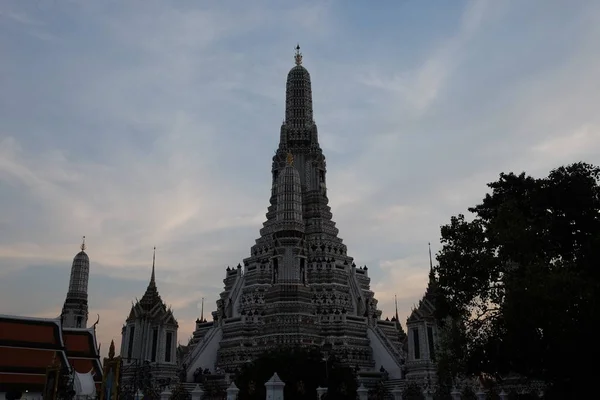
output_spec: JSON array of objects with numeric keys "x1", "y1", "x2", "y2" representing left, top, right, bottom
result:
[{"x1": 435, "y1": 162, "x2": 600, "y2": 399}]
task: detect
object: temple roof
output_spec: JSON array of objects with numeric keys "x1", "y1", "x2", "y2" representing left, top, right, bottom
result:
[
  {"x1": 284, "y1": 45, "x2": 314, "y2": 129},
  {"x1": 62, "y1": 327, "x2": 103, "y2": 381},
  {"x1": 407, "y1": 268, "x2": 439, "y2": 323},
  {"x1": 0, "y1": 314, "x2": 103, "y2": 392},
  {"x1": 126, "y1": 249, "x2": 178, "y2": 326},
  {"x1": 139, "y1": 247, "x2": 164, "y2": 310},
  {"x1": 0, "y1": 315, "x2": 69, "y2": 391}
]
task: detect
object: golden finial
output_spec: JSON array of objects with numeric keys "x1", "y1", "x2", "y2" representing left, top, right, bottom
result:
[
  {"x1": 294, "y1": 44, "x2": 302, "y2": 66},
  {"x1": 286, "y1": 152, "x2": 294, "y2": 166},
  {"x1": 80, "y1": 235, "x2": 86, "y2": 251},
  {"x1": 108, "y1": 339, "x2": 115, "y2": 359}
]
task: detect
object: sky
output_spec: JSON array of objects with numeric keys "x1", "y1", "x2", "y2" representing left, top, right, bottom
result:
[{"x1": 1, "y1": 0, "x2": 599, "y2": 360}]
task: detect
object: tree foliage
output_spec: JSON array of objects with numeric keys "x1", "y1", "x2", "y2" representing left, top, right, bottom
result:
[
  {"x1": 235, "y1": 346, "x2": 357, "y2": 400},
  {"x1": 434, "y1": 162, "x2": 600, "y2": 398}
]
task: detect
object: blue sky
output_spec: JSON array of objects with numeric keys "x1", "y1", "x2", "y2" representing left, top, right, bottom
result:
[{"x1": 1, "y1": 0, "x2": 599, "y2": 358}]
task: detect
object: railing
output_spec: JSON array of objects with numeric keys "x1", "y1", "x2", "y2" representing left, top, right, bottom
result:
[
  {"x1": 230, "y1": 274, "x2": 245, "y2": 316},
  {"x1": 349, "y1": 272, "x2": 364, "y2": 313},
  {"x1": 184, "y1": 326, "x2": 220, "y2": 369},
  {"x1": 372, "y1": 325, "x2": 405, "y2": 368}
]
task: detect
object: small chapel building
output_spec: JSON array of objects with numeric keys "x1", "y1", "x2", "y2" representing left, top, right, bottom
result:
[{"x1": 119, "y1": 248, "x2": 179, "y2": 391}]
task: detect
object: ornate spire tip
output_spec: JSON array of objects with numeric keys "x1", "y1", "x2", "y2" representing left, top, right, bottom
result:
[
  {"x1": 294, "y1": 44, "x2": 303, "y2": 66},
  {"x1": 151, "y1": 246, "x2": 156, "y2": 284},
  {"x1": 80, "y1": 235, "x2": 86, "y2": 251}
]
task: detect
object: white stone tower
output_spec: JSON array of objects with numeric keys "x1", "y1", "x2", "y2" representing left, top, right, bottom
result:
[{"x1": 61, "y1": 236, "x2": 90, "y2": 328}]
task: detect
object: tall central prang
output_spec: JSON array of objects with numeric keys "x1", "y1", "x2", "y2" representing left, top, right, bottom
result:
[{"x1": 183, "y1": 47, "x2": 406, "y2": 381}]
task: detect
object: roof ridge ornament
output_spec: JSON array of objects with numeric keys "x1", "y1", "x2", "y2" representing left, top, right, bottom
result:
[{"x1": 294, "y1": 44, "x2": 302, "y2": 66}]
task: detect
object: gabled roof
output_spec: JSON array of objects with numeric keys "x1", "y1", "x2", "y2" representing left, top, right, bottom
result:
[
  {"x1": 0, "y1": 314, "x2": 64, "y2": 346},
  {"x1": 0, "y1": 314, "x2": 70, "y2": 391},
  {"x1": 406, "y1": 268, "x2": 439, "y2": 324},
  {"x1": 127, "y1": 301, "x2": 179, "y2": 327},
  {"x1": 62, "y1": 327, "x2": 103, "y2": 383},
  {"x1": 0, "y1": 314, "x2": 104, "y2": 392},
  {"x1": 126, "y1": 251, "x2": 178, "y2": 327},
  {"x1": 407, "y1": 297, "x2": 436, "y2": 323}
]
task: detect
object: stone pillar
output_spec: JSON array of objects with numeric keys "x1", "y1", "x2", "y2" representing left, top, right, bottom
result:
[
  {"x1": 391, "y1": 386, "x2": 403, "y2": 400},
  {"x1": 499, "y1": 390, "x2": 508, "y2": 400},
  {"x1": 423, "y1": 387, "x2": 434, "y2": 400},
  {"x1": 160, "y1": 388, "x2": 172, "y2": 400},
  {"x1": 227, "y1": 382, "x2": 239, "y2": 400},
  {"x1": 450, "y1": 387, "x2": 462, "y2": 400},
  {"x1": 476, "y1": 388, "x2": 486, "y2": 400},
  {"x1": 191, "y1": 384, "x2": 204, "y2": 400},
  {"x1": 265, "y1": 373, "x2": 285, "y2": 400},
  {"x1": 357, "y1": 384, "x2": 368, "y2": 400},
  {"x1": 316, "y1": 387, "x2": 327, "y2": 400}
]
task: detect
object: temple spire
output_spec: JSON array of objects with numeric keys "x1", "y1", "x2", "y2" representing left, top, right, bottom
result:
[
  {"x1": 428, "y1": 242, "x2": 433, "y2": 271},
  {"x1": 425, "y1": 242, "x2": 439, "y2": 303},
  {"x1": 284, "y1": 44, "x2": 314, "y2": 129},
  {"x1": 62, "y1": 236, "x2": 91, "y2": 328},
  {"x1": 200, "y1": 297, "x2": 204, "y2": 322},
  {"x1": 395, "y1": 294, "x2": 399, "y2": 321},
  {"x1": 108, "y1": 340, "x2": 115, "y2": 359},
  {"x1": 294, "y1": 44, "x2": 302, "y2": 66},
  {"x1": 150, "y1": 246, "x2": 156, "y2": 286},
  {"x1": 139, "y1": 246, "x2": 162, "y2": 310}
]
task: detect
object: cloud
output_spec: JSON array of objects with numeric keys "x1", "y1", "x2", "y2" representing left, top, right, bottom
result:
[
  {"x1": 1, "y1": 0, "x2": 600, "y2": 359},
  {"x1": 357, "y1": 0, "x2": 502, "y2": 116},
  {"x1": 532, "y1": 124, "x2": 600, "y2": 162}
]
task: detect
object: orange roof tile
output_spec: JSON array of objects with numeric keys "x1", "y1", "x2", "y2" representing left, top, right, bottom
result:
[
  {"x1": 0, "y1": 315, "x2": 103, "y2": 389},
  {"x1": 63, "y1": 331, "x2": 93, "y2": 354},
  {"x1": 0, "y1": 348, "x2": 60, "y2": 369},
  {"x1": 0, "y1": 320, "x2": 60, "y2": 345},
  {"x1": 0, "y1": 373, "x2": 47, "y2": 385}
]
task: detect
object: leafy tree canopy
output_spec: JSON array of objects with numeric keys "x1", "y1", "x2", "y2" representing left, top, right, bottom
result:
[
  {"x1": 434, "y1": 162, "x2": 600, "y2": 398},
  {"x1": 235, "y1": 346, "x2": 357, "y2": 400}
]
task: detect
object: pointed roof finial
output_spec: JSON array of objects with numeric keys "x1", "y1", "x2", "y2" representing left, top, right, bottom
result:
[
  {"x1": 108, "y1": 339, "x2": 115, "y2": 359},
  {"x1": 151, "y1": 246, "x2": 156, "y2": 285},
  {"x1": 428, "y1": 242, "x2": 433, "y2": 271},
  {"x1": 286, "y1": 152, "x2": 294, "y2": 166},
  {"x1": 201, "y1": 297, "x2": 204, "y2": 321},
  {"x1": 294, "y1": 44, "x2": 302, "y2": 66},
  {"x1": 80, "y1": 236, "x2": 86, "y2": 251}
]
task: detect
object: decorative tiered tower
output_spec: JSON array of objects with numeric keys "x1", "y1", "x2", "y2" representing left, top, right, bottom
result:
[
  {"x1": 183, "y1": 47, "x2": 406, "y2": 381},
  {"x1": 61, "y1": 236, "x2": 90, "y2": 328},
  {"x1": 405, "y1": 244, "x2": 440, "y2": 382},
  {"x1": 119, "y1": 248, "x2": 179, "y2": 389}
]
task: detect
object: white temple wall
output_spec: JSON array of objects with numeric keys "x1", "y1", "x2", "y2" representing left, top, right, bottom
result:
[
  {"x1": 407, "y1": 323, "x2": 430, "y2": 361},
  {"x1": 186, "y1": 326, "x2": 223, "y2": 381},
  {"x1": 367, "y1": 326, "x2": 403, "y2": 379}
]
